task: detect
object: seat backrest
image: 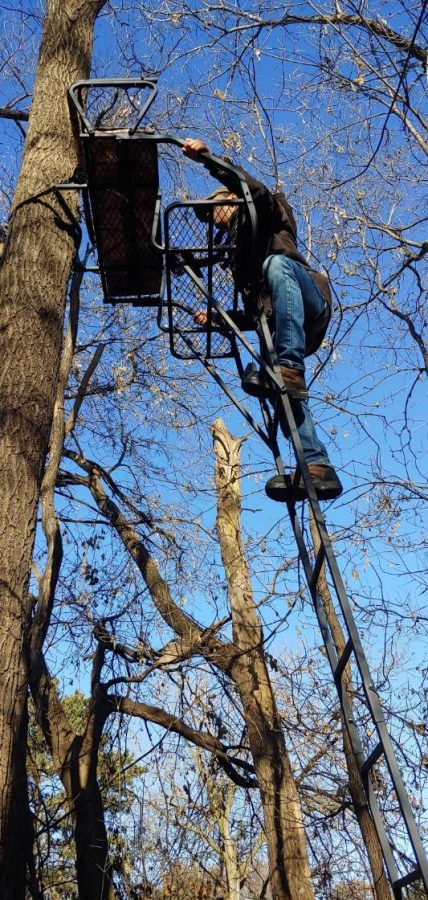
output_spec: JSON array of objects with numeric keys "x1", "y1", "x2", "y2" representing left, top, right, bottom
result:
[{"x1": 83, "y1": 134, "x2": 163, "y2": 305}]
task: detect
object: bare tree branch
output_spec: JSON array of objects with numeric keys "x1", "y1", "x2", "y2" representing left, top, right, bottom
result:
[
  {"x1": 104, "y1": 693, "x2": 257, "y2": 788},
  {"x1": 0, "y1": 107, "x2": 29, "y2": 122}
]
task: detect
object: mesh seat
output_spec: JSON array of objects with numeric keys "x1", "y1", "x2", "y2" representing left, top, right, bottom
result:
[{"x1": 83, "y1": 135, "x2": 163, "y2": 305}]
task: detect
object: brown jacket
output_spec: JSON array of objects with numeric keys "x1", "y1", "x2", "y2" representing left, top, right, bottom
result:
[{"x1": 205, "y1": 159, "x2": 332, "y2": 354}]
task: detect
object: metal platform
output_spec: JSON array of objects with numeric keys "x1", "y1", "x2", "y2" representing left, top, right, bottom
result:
[{"x1": 160, "y1": 198, "x2": 256, "y2": 359}]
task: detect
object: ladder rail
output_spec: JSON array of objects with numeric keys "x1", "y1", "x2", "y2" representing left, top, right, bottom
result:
[
  {"x1": 169, "y1": 278, "x2": 428, "y2": 895},
  {"x1": 257, "y1": 319, "x2": 428, "y2": 891}
]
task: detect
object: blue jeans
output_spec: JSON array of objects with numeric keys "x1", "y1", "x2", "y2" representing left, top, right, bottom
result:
[
  {"x1": 262, "y1": 254, "x2": 331, "y2": 466},
  {"x1": 279, "y1": 397, "x2": 331, "y2": 466},
  {"x1": 262, "y1": 254, "x2": 326, "y2": 370}
]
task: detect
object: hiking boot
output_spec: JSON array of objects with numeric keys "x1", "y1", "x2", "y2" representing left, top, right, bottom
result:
[
  {"x1": 242, "y1": 364, "x2": 308, "y2": 400},
  {"x1": 279, "y1": 366, "x2": 308, "y2": 401},
  {"x1": 241, "y1": 363, "x2": 270, "y2": 398},
  {"x1": 265, "y1": 472, "x2": 294, "y2": 502},
  {"x1": 296, "y1": 465, "x2": 343, "y2": 500},
  {"x1": 265, "y1": 465, "x2": 343, "y2": 503}
]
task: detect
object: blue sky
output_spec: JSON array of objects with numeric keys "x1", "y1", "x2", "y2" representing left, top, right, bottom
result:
[{"x1": 1, "y1": 0, "x2": 427, "y2": 882}]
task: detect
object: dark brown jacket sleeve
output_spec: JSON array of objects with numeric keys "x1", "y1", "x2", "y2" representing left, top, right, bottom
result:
[{"x1": 203, "y1": 156, "x2": 332, "y2": 347}]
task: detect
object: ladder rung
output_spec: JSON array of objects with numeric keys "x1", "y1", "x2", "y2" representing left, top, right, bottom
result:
[
  {"x1": 361, "y1": 741, "x2": 383, "y2": 775},
  {"x1": 334, "y1": 638, "x2": 353, "y2": 682},
  {"x1": 394, "y1": 867, "x2": 422, "y2": 890},
  {"x1": 309, "y1": 545, "x2": 326, "y2": 591}
]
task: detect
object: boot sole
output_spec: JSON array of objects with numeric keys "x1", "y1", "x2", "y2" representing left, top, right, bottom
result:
[
  {"x1": 265, "y1": 478, "x2": 343, "y2": 502},
  {"x1": 265, "y1": 477, "x2": 293, "y2": 502},
  {"x1": 241, "y1": 380, "x2": 271, "y2": 398}
]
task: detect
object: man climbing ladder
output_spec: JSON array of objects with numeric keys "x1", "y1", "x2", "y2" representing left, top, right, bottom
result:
[{"x1": 182, "y1": 137, "x2": 343, "y2": 503}]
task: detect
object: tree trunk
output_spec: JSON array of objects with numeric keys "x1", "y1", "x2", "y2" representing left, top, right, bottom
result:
[
  {"x1": 0, "y1": 1, "x2": 104, "y2": 894},
  {"x1": 231, "y1": 657, "x2": 313, "y2": 900},
  {"x1": 64, "y1": 737, "x2": 116, "y2": 900},
  {"x1": 223, "y1": 821, "x2": 240, "y2": 900},
  {"x1": 30, "y1": 652, "x2": 115, "y2": 899},
  {"x1": 212, "y1": 419, "x2": 314, "y2": 900}
]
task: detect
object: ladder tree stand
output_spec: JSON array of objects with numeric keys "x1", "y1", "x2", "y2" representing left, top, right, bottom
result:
[{"x1": 65, "y1": 79, "x2": 427, "y2": 899}]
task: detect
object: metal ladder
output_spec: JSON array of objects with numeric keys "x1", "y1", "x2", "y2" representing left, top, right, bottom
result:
[{"x1": 166, "y1": 261, "x2": 428, "y2": 899}]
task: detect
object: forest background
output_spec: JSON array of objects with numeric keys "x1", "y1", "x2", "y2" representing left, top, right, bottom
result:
[{"x1": 0, "y1": 1, "x2": 426, "y2": 899}]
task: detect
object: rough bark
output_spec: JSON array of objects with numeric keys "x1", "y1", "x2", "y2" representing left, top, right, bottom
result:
[
  {"x1": 221, "y1": 784, "x2": 241, "y2": 900},
  {"x1": 309, "y1": 514, "x2": 392, "y2": 900},
  {"x1": 0, "y1": 1, "x2": 105, "y2": 895},
  {"x1": 212, "y1": 419, "x2": 314, "y2": 900}
]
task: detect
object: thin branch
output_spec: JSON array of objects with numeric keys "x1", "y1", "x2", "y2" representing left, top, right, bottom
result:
[
  {"x1": 65, "y1": 344, "x2": 105, "y2": 435},
  {"x1": 205, "y1": 7, "x2": 427, "y2": 64},
  {"x1": 67, "y1": 451, "x2": 235, "y2": 669},
  {"x1": 104, "y1": 693, "x2": 257, "y2": 788},
  {"x1": 0, "y1": 106, "x2": 29, "y2": 122}
]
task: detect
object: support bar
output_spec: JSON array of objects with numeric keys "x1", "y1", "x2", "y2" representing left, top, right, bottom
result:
[{"x1": 334, "y1": 638, "x2": 353, "y2": 682}]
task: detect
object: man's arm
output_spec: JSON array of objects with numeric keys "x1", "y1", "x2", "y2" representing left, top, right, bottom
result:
[{"x1": 182, "y1": 138, "x2": 275, "y2": 226}]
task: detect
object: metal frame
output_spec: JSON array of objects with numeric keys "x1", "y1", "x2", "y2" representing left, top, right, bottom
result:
[
  {"x1": 161, "y1": 196, "x2": 247, "y2": 359},
  {"x1": 68, "y1": 80, "x2": 258, "y2": 310},
  {"x1": 67, "y1": 78, "x2": 428, "y2": 897},
  {"x1": 68, "y1": 78, "x2": 159, "y2": 136}
]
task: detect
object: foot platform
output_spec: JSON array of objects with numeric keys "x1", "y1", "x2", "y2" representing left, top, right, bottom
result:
[{"x1": 160, "y1": 199, "x2": 256, "y2": 359}]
